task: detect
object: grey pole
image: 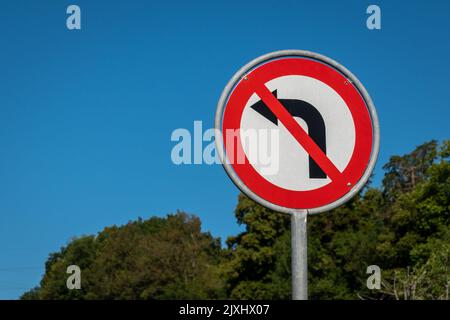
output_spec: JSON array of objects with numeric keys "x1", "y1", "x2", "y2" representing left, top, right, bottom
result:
[{"x1": 291, "y1": 209, "x2": 308, "y2": 300}]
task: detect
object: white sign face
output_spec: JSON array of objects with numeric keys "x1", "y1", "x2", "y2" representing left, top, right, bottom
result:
[{"x1": 240, "y1": 75, "x2": 356, "y2": 191}]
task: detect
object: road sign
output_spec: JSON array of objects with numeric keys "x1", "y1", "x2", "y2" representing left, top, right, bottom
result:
[
  {"x1": 215, "y1": 50, "x2": 379, "y2": 214},
  {"x1": 215, "y1": 50, "x2": 379, "y2": 300}
]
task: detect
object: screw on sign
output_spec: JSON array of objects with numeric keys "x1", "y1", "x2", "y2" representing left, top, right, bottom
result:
[{"x1": 215, "y1": 50, "x2": 379, "y2": 300}]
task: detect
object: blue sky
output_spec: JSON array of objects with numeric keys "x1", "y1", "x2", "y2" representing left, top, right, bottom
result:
[{"x1": 0, "y1": 0, "x2": 449, "y2": 299}]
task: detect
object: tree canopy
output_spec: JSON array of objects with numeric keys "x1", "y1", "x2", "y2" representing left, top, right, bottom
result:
[
  {"x1": 22, "y1": 212, "x2": 225, "y2": 299},
  {"x1": 22, "y1": 140, "x2": 449, "y2": 300}
]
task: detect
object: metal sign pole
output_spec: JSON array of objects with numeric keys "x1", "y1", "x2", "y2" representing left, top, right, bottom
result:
[{"x1": 291, "y1": 209, "x2": 308, "y2": 300}]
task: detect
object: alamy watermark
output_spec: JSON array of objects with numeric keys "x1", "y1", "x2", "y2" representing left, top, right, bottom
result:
[
  {"x1": 66, "y1": 5, "x2": 81, "y2": 30},
  {"x1": 366, "y1": 5, "x2": 381, "y2": 30},
  {"x1": 66, "y1": 265, "x2": 81, "y2": 290},
  {"x1": 366, "y1": 265, "x2": 381, "y2": 290},
  {"x1": 170, "y1": 121, "x2": 280, "y2": 175}
]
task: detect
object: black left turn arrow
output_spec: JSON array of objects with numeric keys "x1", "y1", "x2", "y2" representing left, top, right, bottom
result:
[{"x1": 250, "y1": 90, "x2": 327, "y2": 179}]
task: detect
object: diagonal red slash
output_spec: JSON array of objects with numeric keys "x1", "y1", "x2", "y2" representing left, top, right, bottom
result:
[{"x1": 254, "y1": 84, "x2": 345, "y2": 184}]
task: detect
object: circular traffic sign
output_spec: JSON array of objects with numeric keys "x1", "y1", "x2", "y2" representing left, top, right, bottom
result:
[{"x1": 215, "y1": 50, "x2": 379, "y2": 214}]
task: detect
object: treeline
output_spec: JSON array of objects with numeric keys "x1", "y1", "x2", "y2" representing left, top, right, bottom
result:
[{"x1": 22, "y1": 140, "x2": 449, "y2": 300}]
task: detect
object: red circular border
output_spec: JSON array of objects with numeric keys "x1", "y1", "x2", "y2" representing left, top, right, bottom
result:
[{"x1": 222, "y1": 57, "x2": 373, "y2": 209}]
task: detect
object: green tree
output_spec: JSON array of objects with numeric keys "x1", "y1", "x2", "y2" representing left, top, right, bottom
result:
[
  {"x1": 21, "y1": 212, "x2": 225, "y2": 300},
  {"x1": 222, "y1": 194, "x2": 290, "y2": 299},
  {"x1": 224, "y1": 140, "x2": 449, "y2": 300},
  {"x1": 22, "y1": 140, "x2": 449, "y2": 300},
  {"x1": 382, "y1": 140, "x2": 438, "y2": 199},
  {"x1": 377, "y1": 141, "x2": 450, "y2": 299}
]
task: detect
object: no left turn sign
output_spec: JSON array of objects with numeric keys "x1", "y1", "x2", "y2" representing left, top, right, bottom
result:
[{"x1": 215, "y1": 50, "x2": 379, "y2": 214}]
